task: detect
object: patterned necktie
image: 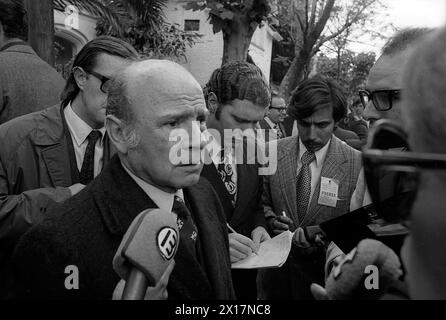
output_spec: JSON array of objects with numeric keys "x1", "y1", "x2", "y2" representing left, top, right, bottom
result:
[
  {"x1": 217, "y1": 150, "x2": 237, "y2": 207},
  {"x1": 172, "y1": 196, "x2": 199, "y2": 253},
  {"x1": 79, "y1": 130, "x2": 102, "y2": 185},
  {"x1": 296, "y1": 150, "x2": 316, "y2": 224},
  {"x1": 274, "y1": 124, "x2": 284, "y2": 139}
]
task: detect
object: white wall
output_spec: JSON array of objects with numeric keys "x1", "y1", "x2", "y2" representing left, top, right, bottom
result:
[
  {"x1": 54, "y1": 9, "x2": 97, "y2": 52},
  {"x1": 165, "y1": 0, "x2": 276, "y2": 85}
]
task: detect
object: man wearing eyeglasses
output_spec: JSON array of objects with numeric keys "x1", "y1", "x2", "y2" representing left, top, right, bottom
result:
[
  {"x1": 259, "y1": 93, "x2": 287, "y2": 143},
  {"x1": 0, "y1": 36, "x2": 138, "y2": 297},
  {"x1": 360, "y1": 28, "x2": 432, "y2": 125}
]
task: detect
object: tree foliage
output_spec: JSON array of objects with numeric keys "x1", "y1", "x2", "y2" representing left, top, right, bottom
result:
[
  {"x1": 54, "y1": 0, "x2": 199, "y2": 60},
  {"x1": 316, "y1": 50, "x2": 376, "y2": 103},
  {"x1": 272, "y1": 0, "x2": 390, "y2": 99},
  {"x1": 184, "y1": 0, "x2": 272, "y2": 64}
]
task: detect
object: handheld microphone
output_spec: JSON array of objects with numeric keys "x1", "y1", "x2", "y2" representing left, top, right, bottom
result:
[{"x1": 113, "y1": 209, "x2": 180, "y2": 300}]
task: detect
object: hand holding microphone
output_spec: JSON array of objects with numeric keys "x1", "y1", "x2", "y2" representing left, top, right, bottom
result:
[
  {"x1": 112, "y1": 209, "x2": 180, "y2": 300},
  {"x1": 113, "y1": 261, "x2": 175, "y2": 300},
  {"x1": 311, "y1": 239, "x2": 402, "y2": 300}
]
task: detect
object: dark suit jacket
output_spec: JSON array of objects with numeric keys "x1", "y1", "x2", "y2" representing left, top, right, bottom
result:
[
  {"x1": 10, "y1": 156, "x2": 235, "y2": 300},
  {"x1": 201, "y1": 163, "x2": 265, "y2": 237},
  {"x1": 334, "y1": 126, "x2": 364, "y2": 151},
  {"x1": 201, "y1": 161, "x2": 266, "y2": 299},
  {"x1": 0, "y1": 104, "x2": 113, "y2": 298},
  {"x1": 282, "y1": 117, "x2": 295, "y2": 137},
  {"x1": 0, "y1": 42, "x2": 65, "y2": 124},
  {"x1": 259, "y1": 118, "x2": 285, "y2": 143}
]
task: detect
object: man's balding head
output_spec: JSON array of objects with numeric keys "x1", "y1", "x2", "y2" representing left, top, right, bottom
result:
[
  {"x1": 363, "y1": 28, "x2": 433, "y2": 124},
  {"x1": 106, "y1": 60, "x2": 208, "y2": 193},
  {"x1": 107, "y1": 60, "x2": 203, "y2": 128}
]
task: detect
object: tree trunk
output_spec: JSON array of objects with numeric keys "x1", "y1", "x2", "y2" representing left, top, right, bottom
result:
[
  {"x1": 222, "y1": 14, "x2": 256, "y2": 65},
  {"x1": 336, "y1": 47, "x2": 342, "y2": 81},
  {"x1": 279, "y1": 47, "x2": 311, "y2": 99},
  {"x1": 25, "y1": 0, "x2": 55, "y2": 66}
]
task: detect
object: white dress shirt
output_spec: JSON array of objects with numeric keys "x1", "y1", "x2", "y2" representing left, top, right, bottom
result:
[
  {"x1": 121, "y1": 161, "x2": 184, "y2": 213},
  {"x1": 292, "y1": 120, "x2": 299, "y2": 137},
  {"x1": 64, "y1": 103, "x2": 106, "y2": 178},
  {"x1": 297, "y1": 138, "x2": 371, "y2": 211},
  {"x1": 263, "y1": 117, "x2": 281, "y2": 141}
]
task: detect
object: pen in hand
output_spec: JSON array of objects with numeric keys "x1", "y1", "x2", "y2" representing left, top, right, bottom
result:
[{"x1": 226, "y1": 223, "x2": 259, "y2": 255}]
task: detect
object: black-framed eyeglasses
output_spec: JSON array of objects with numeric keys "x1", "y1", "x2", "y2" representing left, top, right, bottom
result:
[
  {"x1": 270, "y1": 107, "x2": 287, "y2": 114},
  {"x1": 73, "y1": 67, "x2": 112, "y2": 93},
  {"x1": 362, "y1": 120, "x2": 446, "y2": 224},
  {"x1": 358, "y1": 89, "x2": 402, "y2": 111}
]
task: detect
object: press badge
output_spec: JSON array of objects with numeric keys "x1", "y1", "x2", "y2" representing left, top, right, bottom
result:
[{"x1": 318, "y1": 177, "x2": 339, "y2": 208}]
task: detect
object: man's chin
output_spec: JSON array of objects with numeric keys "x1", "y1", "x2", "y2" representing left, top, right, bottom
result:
[{"x1": 174, "y1": 172, "x2": 202, "y2": 189}]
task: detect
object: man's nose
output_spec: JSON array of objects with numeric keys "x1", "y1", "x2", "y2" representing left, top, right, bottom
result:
[
  {"x1": 190, "y1": 121, "x2": 207, "y2": 150},
  {"x1": 309, "y1": 125, "x2": 318, "y2": 140},
  {"x1": 363, "y1": 101, "x2": 379, "y2": 121}
]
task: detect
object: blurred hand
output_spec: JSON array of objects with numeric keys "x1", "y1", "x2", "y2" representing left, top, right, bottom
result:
[
  {"x1": 112, "y1": 260, "x2": 175, "y2": 300},
  {"x1": 229, "y1": 233, "x2": 258, "y2": 263},
  {"x1": 310, "y1": 283, "x2": 329, "y2": 300},
  {"x1": 293, "y1": 227, "x2": 311, "y2": 248},
  {"x1": 68, "y1": 183, "x2": 86, "y2": 196},
  {"x1": 251, "y1": 226, "x2": 270, "y2": 249},
  {"x1": 268, "y1": 216, "x2": 295, "y2": 235}
]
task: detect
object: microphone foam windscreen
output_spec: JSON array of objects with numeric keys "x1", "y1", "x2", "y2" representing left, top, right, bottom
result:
[
  {"x1": 113, "y1": 209, "x2": 179, "y2": 286},
  {"x1": 325, "y1": 239, "x2": 402, "y2": 300}
]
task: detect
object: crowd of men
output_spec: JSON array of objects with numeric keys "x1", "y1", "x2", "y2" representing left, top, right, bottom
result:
[{"x1": 1, "y1": 0, "x2": 446, "y2": 300}]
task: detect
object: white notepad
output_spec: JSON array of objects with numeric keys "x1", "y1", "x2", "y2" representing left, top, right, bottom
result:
[{"x1": 231, "y1": 231, "x2": 293, "y2": 269}]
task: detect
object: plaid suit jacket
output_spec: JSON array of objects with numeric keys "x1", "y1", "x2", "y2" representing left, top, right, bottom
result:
[{"x1": 262, "y1": 134, "x2": 364, "y2": 228}]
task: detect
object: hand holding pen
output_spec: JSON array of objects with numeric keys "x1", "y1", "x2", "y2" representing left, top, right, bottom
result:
[
  {"x1": 227, "y1": 223, "x2": 259, "y2": 263},
  {"x1": 268, "y1": 211, "x2": 296, "y2": 235}
]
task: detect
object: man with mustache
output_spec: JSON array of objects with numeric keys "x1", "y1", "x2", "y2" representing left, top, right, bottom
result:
[{"x1": 260, "y1": 76, "x2": 369, "y2": 299}]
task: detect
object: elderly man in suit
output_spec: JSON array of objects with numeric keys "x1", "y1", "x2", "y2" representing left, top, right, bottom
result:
[
  {"x1": 10, "y1": 59, "x2": 235, "y2": 300},
  {"x1": 259, "y1": 76, "x2": 370, "y2": 299},
  {"x1": 0, "y1": 0, "x2": 65, "y2": 124},
  {"x1": 201, "y1": 61, "x2": 271, "y2": 299},
  {"x1": 0, "y1": 37, "x2": 139, "y2": 298},
  {"x1": 259, "y1": 93, "x2": 287, "y2": 143}
]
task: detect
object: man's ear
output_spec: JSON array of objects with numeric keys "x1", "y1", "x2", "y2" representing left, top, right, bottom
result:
[
  {"x1": 106, "y1": 115, "x2": 138, "y2": 154},
  {"x1": 207, "y1": 92, "x2": 220, "y2": 115},
  {"x1": 73, "y1": 67, "x2": 88, "y2": 91}
]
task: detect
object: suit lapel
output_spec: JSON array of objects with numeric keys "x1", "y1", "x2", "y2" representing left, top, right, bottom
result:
[
  {"x1": 278, "y1": 137, "x2": 299, "y2": 223},
  {"x1": 40, "y1": 144, "x2": 73, "y2": 187},
  {"x1": 230, "y1": 164, "x2": 256, "y2": 227},
  {"x1": 184, "y1": 180, "x2": 233, "y2": 299},
  {"x1": 302, "y1": 137, "x2": 348, "y2": 226},
  {"x1": 102, "y1": 134, "x2": 117, "y2": 168},
  {"x1": 201, "y1": 164, "x2": 234, "y2": 220}
]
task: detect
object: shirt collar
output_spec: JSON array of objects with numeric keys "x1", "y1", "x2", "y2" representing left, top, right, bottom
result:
[
  {"x1": 264, "y1": 117, "x2": 276, "y2": 128},
  {"x1": 64, "y1": 102, "x2": 106, "y2": 147},
  {"x1": 298, "y1": 138, "x2": 331, "y2": 168},
  {"x1": 121, "y1": 160, "x2": 184, "y2": 212}
]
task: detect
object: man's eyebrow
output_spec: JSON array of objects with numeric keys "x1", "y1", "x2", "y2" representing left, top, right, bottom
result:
[
  {"x1": 158, "y1": 110, "x2": 196, "y2": 123},
  {"x1": 158, "y1": 108, "x2": 208, "y2": 123}
]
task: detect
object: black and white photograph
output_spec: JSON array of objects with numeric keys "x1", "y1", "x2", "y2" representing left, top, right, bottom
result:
[{"x1": 1, "y1": 0, "x2": 446, "y2": 308}]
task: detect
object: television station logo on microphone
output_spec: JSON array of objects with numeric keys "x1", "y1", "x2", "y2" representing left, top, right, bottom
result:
[{"x1": 157, "y1": 227, "x2": 179, "y2": 260}]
